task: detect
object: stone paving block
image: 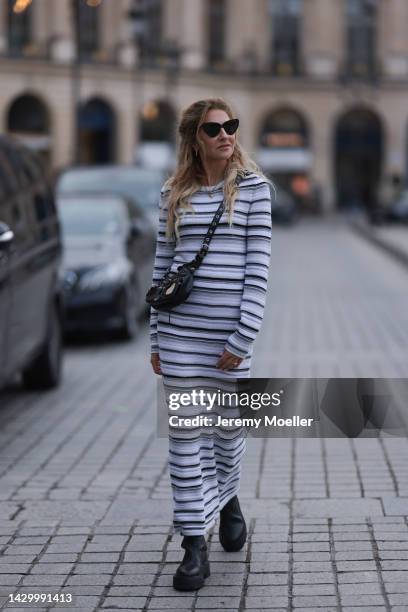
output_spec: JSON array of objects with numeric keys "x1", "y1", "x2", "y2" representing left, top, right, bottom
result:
[
  {"x1": 20, "y1": 575, "x2": 67, "y2": 586},
  {"x1": 338, "y1": 581, "x2": 382, "y2": 595},
  {"x1": 107, "y1": 586, "x2": 151, "y2": 597},
  {"x1": 251, "y1": 542, "x2": 288, "y2": 552},
  {"x1": 80, "y1": 552, "x2": 120, "y2": 563},
  {"x1": 292, "y1": 572, "x2": 333, "y2": 584},
  {"x1": 336, "y1": 561, "x2": 377, "y2": 572},
  {"x1": 244, "y1": 596, "x2": 288, "y2": 608},
  {"x1": 124, "y1": 551, "x2": 163, "y2": 562},
  {"x1": 39, "y1": 553, "x2": 78, "y2": 563},
  {"x1": 17, "y1": 501, "x2": 110, "y2": 522},
  {"x1": 194, "y1": 596, "x2": 241, "y2": 609},
  {"x1": 292, "y1": 542, "x2": 330, "y2": 552},
  {"x1": 29, "y1": 563, "x2": 75, "y2": 574},
  {"x1": 246, "y1": 585, "x2": 288, "y2": 597},
  {"x1": 1, "y1": 554, "x2": 37, "y2": 564},
  {"x1": 334, "y1": 541, "x2": 372, "y2": 551},
  {"x1": 337, "y1": 572, "x2": 381, "y2": 583},
  {"x1": 382, "y1": 570, "x2": 408, "y2": 582},
  {"x1": 117, "y1": 563, "x2": 159, "y2": 574},
  {"x1": 12, "y1": 537, "x2": 48, "y2": 546},
  {"x1": 147, "y1": 596, "x2": 195, "y2": 608},
  {"x1": 112, "y1": 574, "x2": 156, "y2": 586},
  {"x1": 378, "y1": 542, "x2": 408, "y2": 550},
  {"x1": 250, "y1": 562, "x2": 289, "y2": 573},
  {"x1": 381, "y1": 561, "x2": 408, "y2": 571},
  {"x1": 340, "y1": 593, "x2": 387, "y2": 606},
  {"x1": 250, "y1": 552, "x2": 289, "y2": 562},
  {"x1": 56, "y1": 527, "x2": 92, "y2": 535},
  {"x1": 292, "y1": 595, "x2": 338, "y2": 607},
  {"x1": 389, "y1": 594, "x2": 408, "y2": 606},
  {"x1": 73, "y1": 563, "x2": 116, "y2": 574},
  {"x1": 384, "y1": 582, "x2": 408, "y2": 593},
  {"x1": 292, "y1": 583, "x2": 336, "y2": 596},
  {"x1": 380, "y1": 551, "x2": 408, "y2": 560},
  {"x1": 293, "y1": 498, "x2": 383, "y2": 518},
  {"x1": 382, "y1": 497, "x2": 408, "y2": 516},
  {"x1": 0, "y1": 564, "x2": 30, "y2": 574},
  {"x1": 335, "y1": 551, "x2": 375, "y2": 560},
  {"x1": 4, "y1": 545, "x2": 45, "y2": 556},
  {"x1": 292, "y1": 552, "x2": 331, "y2": 562},
  {"x1": 293, "y1": 561, "x2": 332, "y2": 572}
]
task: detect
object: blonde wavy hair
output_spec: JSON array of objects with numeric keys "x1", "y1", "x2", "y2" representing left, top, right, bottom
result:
[{"x1": 162, "y1": 97, "x2": 275, "y2": 240}]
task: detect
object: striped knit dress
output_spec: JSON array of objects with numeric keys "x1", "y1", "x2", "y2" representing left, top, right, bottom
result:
[{"x1": 150, "y1": 171, "x2": 272, "y2": 536}]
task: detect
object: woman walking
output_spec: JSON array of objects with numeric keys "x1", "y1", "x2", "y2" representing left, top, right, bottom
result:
[{"x1": 149, "y1": 98, "x2": 273, "y2": 590}]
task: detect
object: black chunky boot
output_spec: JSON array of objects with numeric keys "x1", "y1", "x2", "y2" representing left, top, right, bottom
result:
[
  {"x1": 219, "y1": 495, "x2": 247, "y2": 552},
  {"x1": 173, "y1": 535, "x2": 210, "y2": 591}
]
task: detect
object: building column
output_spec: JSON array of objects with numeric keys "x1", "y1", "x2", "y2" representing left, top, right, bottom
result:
[
  {"x1": 303, "y1": 0, "x2": 344, "y2": 79},
  {"x1": 49, "y1": 0, "x2": 74, "y2": 63},
  {"x1": 52, "y1": 83, "x2": 75, "y2": 170},
  {"x1": 0, "y1": 0, "x2": 6, "y2": 53},
  {"x1": 310, "y1": 104, "x2": 336, "y2": 212},
  {"x1": 118, "y1": 98, "x2": 138, "y2": 164}
]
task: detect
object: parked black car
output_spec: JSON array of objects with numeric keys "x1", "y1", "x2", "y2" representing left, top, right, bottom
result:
[
  {"x1": 57, "y1": 192, "x2": 155, "y2": 338},
  {"x1": 271, "y1": 187, "x2": 297, "y2": 225},
  {"x1": 387, "y1": 189, "x2": 408, "y2": 223},
  {"x1": 56, "y1": 165, "x2": 165, "y2": 229},
  {"x1": 0, "y1": 136, "x2": 64, "y2": 389}
]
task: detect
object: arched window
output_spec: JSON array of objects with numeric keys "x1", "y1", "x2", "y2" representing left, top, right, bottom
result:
[
  {"x1": 335, "y1": 107, "x2": 383, "y2": 209},
  {"x1": 260, "y1": 108, "x2": 309, "y2": 149},
  {"x1": 345, "y1": 0, "x2": 378, "y2": 80},
  {"x1": 7, "y1": 0, "x2": 33, "y2": 56},
  {"x1": 78, "y1": 98, "x2": 116, "y2": 165},
  {"x1": 7, "y1": 93, "x2": 51, "y2": 164},
  {"x1": 269, "y1": 0, "x2": 302, "y2": 76}
]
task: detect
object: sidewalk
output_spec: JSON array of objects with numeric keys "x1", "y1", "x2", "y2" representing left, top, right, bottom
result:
[
  {"x1": 1, "y1": 217, "x2": 408, "y2": 611},
  {"x1": 348, "y1": 212, "x2": 408, "y2": 270}
]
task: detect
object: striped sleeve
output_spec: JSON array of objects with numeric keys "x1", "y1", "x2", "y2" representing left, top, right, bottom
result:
[
  {"x1": 225, "y1": 180, "x2": 272, "y2": 358},
  {"x1": 149, "y1": 189, "x2": 176, "y2": 353}
]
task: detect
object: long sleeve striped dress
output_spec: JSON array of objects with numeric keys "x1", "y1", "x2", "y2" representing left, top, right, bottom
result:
[
  {"x1": 149, "y1": 172, "x2": 272, "y2": 537},
  {"x1": 150, "y1": 172, "x2": 272, "y2": 378}
]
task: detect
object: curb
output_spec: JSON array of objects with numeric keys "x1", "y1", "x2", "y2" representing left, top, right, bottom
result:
[{"x1": 348, "y1": 217, "x2": 408, "y2": 271}]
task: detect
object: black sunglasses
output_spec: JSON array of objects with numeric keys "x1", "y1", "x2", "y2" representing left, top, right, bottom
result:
[{"x1": 200, "y1": 118, "x2": 239, "y2": 138}]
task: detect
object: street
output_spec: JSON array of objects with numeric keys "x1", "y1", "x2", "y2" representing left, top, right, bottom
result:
[{"x1": 1, "y1": 216, "x2": 408, "y2": 611}]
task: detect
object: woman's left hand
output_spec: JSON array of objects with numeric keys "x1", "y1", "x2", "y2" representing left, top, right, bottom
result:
[{"x1": 217, "y1": 349, "x2": 243, "y2": 371}]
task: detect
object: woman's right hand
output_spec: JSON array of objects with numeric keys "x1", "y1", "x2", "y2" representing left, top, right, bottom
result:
[{"x1": 151, "y1": 352, "x2": 162, "y2": 375}]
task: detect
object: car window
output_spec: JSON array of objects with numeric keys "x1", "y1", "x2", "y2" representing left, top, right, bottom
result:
[
  {"x1": 0, "y1": 149, "x2": 18, "y2": 198},
  {"x1": 58, "y1": 168, "x2": 163, "y2": 209},
  {"x1": 57, "y1": 197, "x2": 127, "y2": 237},
  {"x1": 1, "y1": 141, "x2": 31, "y2": 187}
]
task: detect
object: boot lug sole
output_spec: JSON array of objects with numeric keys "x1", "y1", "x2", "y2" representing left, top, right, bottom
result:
[{"x1": 173, "y1": 562, "x2": 210, "y2": 591}]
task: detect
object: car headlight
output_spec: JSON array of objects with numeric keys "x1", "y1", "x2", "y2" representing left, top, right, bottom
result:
[{"x1": 78, "y1": 263, "x2": 128, "y2": 292}]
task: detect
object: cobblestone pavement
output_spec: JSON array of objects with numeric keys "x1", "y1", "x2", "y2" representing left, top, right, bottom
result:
[{"x1": 0, "y1": 217, "x2": 407, "y2": 611}]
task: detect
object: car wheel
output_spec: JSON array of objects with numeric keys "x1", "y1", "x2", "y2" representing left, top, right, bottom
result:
[
  {"x1": 22, "y1": 302, "x2": 63, "y2": 389},
  {"x1": 118, "y1": 283, "x2": 139, "y2": 340}
]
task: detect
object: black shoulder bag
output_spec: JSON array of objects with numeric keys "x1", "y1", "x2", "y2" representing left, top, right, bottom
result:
[{"x1": 146, "y1": 172, "x2": 248, "y2": 312}]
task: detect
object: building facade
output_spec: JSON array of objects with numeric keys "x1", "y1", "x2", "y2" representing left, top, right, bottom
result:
[{"x1": 1, "y1": 0, "x2": 408, "y2": 211}]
